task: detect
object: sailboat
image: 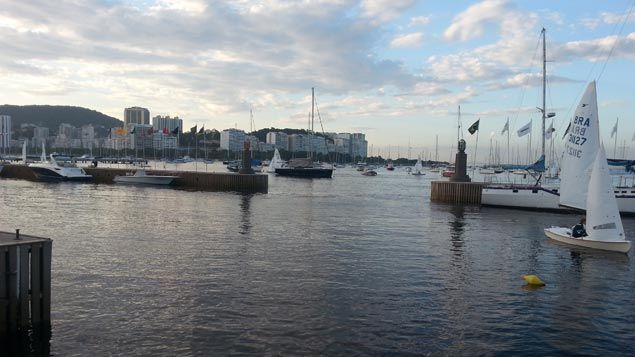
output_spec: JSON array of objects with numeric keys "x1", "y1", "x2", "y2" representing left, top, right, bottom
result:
[
  {"x1": 410, "y1": 156, "x2": 425, "y2": 176},
  {"x1": 545, "y1": 147, "x2": 631, "y2": 253},
  {"x1": 262, "y1": 148, "x2": 285, "y2": 173},
  {"x1": 275, "y1": 88, "x2": 333, "y2": 178}
]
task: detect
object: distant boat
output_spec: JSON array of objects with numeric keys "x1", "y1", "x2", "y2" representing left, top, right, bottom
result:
[
  {"x1": 410, "y1": 156, "x2": 425, "y2": 176},
  {"x1": 29, "y1": 154, "x2": 92, "y2": 182},
  {"x1": 545, "y1": 146, "x2": 630, "y2": 253},
  {"x1": 386, "y1": 160, "x2": 395, "y2": 171},
  {"x1": 361, "y1": 167, "x2": 377, "y2": 176},
  {"x1": 113, "y1": 169, "x2": 179, "y2": 185},
  {"x1": 442, "y1": 166, "x2": 455, "y2": 177},
  {"x1": 275, "y1": 88, "x2": 333, "y2": 179},
  {"x1": 263, "y1": 148, "x2": 285, "y2": 173}
]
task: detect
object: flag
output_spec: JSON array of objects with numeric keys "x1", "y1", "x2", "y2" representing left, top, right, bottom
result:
[
  {"x1": 517, "y1": 122, "x2": 531, "y2": 137},
  {"x1": 147, "y1": 127, "x2": 154, "y2": 135},
  {"x1": 467, "y1": 119, "x2": 480, "y2": 135},
  {"x1": 108, "y1": 128, "x2": 112, "y2": 139},
  {"x1": 611, "y1": 119, "x2": 618, "y2": 138},
  {"x1": 544, "y1": 122, "x2": 556, "y2": 140},
  {"x1": 190, "y1": 125, "x2": 197, "y2": 134},
  {"x1": 501, "y1": 119, "x2": 509, "y2": 135},
  {"x1": 198, "y1": 125, "x2": 205, "y2": 134},
  {"x1": 172, "y1": 127, "x2": 179, "y2": 135},
  {"x1": 632, "y1": 131, "x2": 635, "y2": 142},
  {"x1": 563, "y1": 122, "x2": 571, "y2": 139},
  {"x1": 163, "y1": 127, "x2": 168, "y2": 134},
  {"x1": 130, "y1": 127, "x2": 136, "y2": 134}
]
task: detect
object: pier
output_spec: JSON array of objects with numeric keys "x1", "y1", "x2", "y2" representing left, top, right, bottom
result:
[
  {"x1": 0, "y1": 164, "x2": 268, "y2": 193},
  {"x1": 0, "y1": 230, "x2": 52, "y2": 336},
  {"x1": 430, "y1": 181, "x2": 484, "y2": 204}
]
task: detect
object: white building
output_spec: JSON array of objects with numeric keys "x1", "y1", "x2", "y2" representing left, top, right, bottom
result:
[
  {"x1": 124, "y1": 107, "x2": 150, "y2": 127},
  {"x1": 129, "y1": 124, "x2": 154, "y2": 150},
  {"x1": 266, "y1": 131, "x2": 288, "y2": 150},
  {"x1": 220, "y1": 129, "x2": 246, "y2": 152},
  {"x1": 0, "y1": 115, "x2": 11, "y2": 151},
  {"x1": 152, "y1": 115, "x2": 183, "y2": 134},
  {"x1": 81, "y1": 125, "x2": 95, "y2": 149},
  {"x1": 350, "y1": 133, "x2": 368, "y2": 158},
  {"x1": 33, "y1": 126, "x2": 49, "y2": 148},
  {"x1": 288, "y1": 134, "x2": 307, "y2": 153}
]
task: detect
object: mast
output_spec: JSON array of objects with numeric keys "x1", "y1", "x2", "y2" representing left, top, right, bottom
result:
[
  {"x1": 541, "y1": 27, "x2": 546, "y2": 160},
  {"x1": 435, "y1": 135, "x2": 438, "y2": 162},
  {"x1": 457, "y1": 105, "x2": 461, "y2": 143},
  {"x1": 311, "y1": 87, "x2": 315, "y2": 159}
]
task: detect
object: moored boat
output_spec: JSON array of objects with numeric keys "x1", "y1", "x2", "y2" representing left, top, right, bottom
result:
[{"x1": 113, "y1": 169, "x2": 179, "y2": 185}]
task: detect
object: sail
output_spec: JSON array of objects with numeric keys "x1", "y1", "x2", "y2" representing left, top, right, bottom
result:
[
  {"x1": 21, "y1": 139, "x2": 27, "y2": 164},
  {"x1": 265, "y1": 148, "x2": 283, "y2": 172},
  {"x1": 501, "y1": 155, "x2": 545, "y2": 171},
  {"x1": 414, "y1": 157, "x2": 423, "y2": 172},
  {"x1": 586, "y1": 146, "x2": 625, "y2": 242},
  {"x1": 41, "y1": 142, "x2": 46, "y2": 162},
  {"x1": 559, "y1": 81, "x2": 600, "y2": 210}
]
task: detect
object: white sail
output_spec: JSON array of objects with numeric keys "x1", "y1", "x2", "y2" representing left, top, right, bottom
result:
[
  {"x1": 21, "y1": 139, "x2": 27, "y2": 164},
  {"x1": 414, "y1": 157, "x2": 423, "y2": 172},
  {"x1": 559, "y1": 81, "x2": 600, "y2": 210},
  {"x1": 265, "y1": 148, "x2": 283, "y2": 173},
  {"x1": 41, "y1": 142, "x2": 46, "y2": 162},
  {"x1": 586, "y1": 146, "x2": 626, "y2": 242}
]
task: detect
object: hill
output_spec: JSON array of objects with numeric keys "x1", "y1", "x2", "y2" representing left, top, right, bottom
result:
[{"x1": 0, "y1": 105, "x2": 122, "y2": 134}]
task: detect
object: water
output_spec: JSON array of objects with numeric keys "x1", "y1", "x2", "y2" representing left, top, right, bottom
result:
[{"x1": 1, "y1": 167, "x2": 635, "y2": 355}]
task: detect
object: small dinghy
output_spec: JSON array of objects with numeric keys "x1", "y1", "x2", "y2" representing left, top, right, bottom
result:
[{"x1": 544, "y1": 81, "x2": 630, "y2": 253}]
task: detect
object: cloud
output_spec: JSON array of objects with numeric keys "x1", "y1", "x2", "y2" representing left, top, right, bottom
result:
[
  {"x1": 554, "y1": 32, "x2": 635, "y2": 62},
  {"x1": 444, "y1": 0, "x2": 529, "y2": 42},
  {"x1": 488, "y1": 72, "x2": 581, "y2": 90},
  {"x1": 0, "y1": 0, "x2": 419, "y2": 121},
  {"x1": 409, "y1": 15, "x2": 431, "y2": 27},
  {"x1": 360, "y1": 0, "x2": 415, "y2": 25},
  {"x1": 390, "y1": 32, "x2": 423, "y2": 48},
  {"x1": 600, "y1": 11, "x2": 635, "y2": 25},
  {"x1": 427, "y1": 54, "x2": 510, "y2": 82}
]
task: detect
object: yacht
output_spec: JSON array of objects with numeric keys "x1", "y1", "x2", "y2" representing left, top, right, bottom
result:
[
  {"x1": 113, "y1": 169, "x2": 178, "y2": 185},
  {"x1": 29, "y1": 154, "x2": 92, "y2": 181}
]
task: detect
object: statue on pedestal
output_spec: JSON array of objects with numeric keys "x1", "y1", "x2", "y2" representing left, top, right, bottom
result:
[{"x1": 450, "y1": 139, "x2": 471, "y2": 182}]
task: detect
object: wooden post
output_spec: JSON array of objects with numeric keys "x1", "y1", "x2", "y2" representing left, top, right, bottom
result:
[
  {"x1": 0, "y1": 247, "x2": 7, "y2": 334},
  {"x1": 7, "y1": 246, "x2": 18, "y2": 332},
  {"x1": 41, "y1": 241, "x2": 52, "y2": 324},
  {"x1": 18, "y1": 246, "x2": 29, "y2": 329},
  {"x1": 31, "y1": 244, "x2": 41, "y2": 326}
]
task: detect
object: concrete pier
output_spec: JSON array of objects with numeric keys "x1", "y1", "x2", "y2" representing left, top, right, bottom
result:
[
  {"x1": 431, "y1": 181, "x2": 484, "y2": 204},
  {"x1": 0, "y1": 164, "x2": 268, "y2": 193},
  {"x1": 0, "y1": 230, "x2": 52, "y2": 336}
]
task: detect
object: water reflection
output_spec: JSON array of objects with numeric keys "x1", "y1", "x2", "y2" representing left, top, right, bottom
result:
[
  {"x1": 449, "y1": 205, "x2": 465, "y2": 255},
  {"x1": 239, "y1": 193, "x2": 252, "y2": 235},
  {"x1": 0, "y1": 324, "x2": 51, "y2": 356}
]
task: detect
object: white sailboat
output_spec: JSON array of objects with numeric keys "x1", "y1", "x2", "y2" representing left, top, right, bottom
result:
[
  {"x1": 410, "y1": 156, "x2": 425, "y2": 176},
  {"x1": 263, "y1": 148, "x2": 285, "y2": 173},
  {"x1": 545, "y1": 147, "x2": 631, "y2": 253}
]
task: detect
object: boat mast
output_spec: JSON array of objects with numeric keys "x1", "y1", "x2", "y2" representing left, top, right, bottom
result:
[
  {"x1": 541, "y1": 27, "x2": 546, "y2": 160},
  {"x1": 311, "y1": 87, "x2": 315, "y2": 159}
]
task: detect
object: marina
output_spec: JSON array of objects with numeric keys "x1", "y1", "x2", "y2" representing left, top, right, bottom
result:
[{"x1": 2, "y1": 166, "x2": 635, "y2": 354}]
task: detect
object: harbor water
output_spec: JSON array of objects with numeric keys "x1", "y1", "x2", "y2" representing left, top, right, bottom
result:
[{"x1": 1, "y1": 165, "x2": 635, "y2": 355}]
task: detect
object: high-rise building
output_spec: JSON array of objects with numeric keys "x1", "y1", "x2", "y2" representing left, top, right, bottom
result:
[
  {"x1": 288, "y1": 134, "x2": 307, "y2": 153},
  {"x1": 220, "y1": 129, "x2": 246, "y2": 152},
  {"x1": 266, "y1": 131, "x2": 288, "y2": 150},
  {"x1": 33, "y1": 126, "x2": 49, "y2": 148},
  {"x1": 152, "y1": 115, "x2": 183, "y2": 134},
  {"x1": 0, "y1": 114, "x2": 11, "y2": 151},
  {"x1": 124, "y1": 107, "x2": 150, "y2": 127},
  {"x1": 350, "y1": 133, "x2": 368, "y2": 158}
]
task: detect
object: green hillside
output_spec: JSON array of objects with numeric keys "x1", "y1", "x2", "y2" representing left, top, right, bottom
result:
[{"x1": 0, "y1": 105, "x2": 122, "y2": 134}]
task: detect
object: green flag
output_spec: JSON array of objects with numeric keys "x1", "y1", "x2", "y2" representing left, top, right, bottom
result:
[{"x1": 468, "y1": 119, "x2": 480, "y2": 135}]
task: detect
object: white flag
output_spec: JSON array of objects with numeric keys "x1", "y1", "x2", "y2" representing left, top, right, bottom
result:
[
  {"x1": 631, "y1": 131, "x2": 635, "y2": 142},
  {"x1": 611, "y1": 119, "x2": 618, "y2": 138},
  {"x1": 517, "y1": 122, "x2": 532, "y2": 137},
  {"x1": 501, "y1": 119, "x2": 509, "y2": 135},
  {"x1": 544, "y1": 122, "x2": 555, "y2": 140}
]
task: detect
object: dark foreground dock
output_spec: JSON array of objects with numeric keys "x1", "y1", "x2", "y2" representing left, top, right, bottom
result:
[
  {"x1": 0, "y1": 230, "x2": 52, "y2": 336},
  {"x1": 431, "y1": 181, "x2": 484, "y2": 204},
  {"x1": 0, "y1": 164, "x2": 268, "y2": 193}
]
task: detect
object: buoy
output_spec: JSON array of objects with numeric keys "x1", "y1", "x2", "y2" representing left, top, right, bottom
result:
[{"x1": 522, "y1": 275, "x2": 545, "y2": 286}]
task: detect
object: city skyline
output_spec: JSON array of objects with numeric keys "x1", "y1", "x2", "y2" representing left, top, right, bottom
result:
[{"x1": 1, "y1": 1, "x2": 635, "y2": 157}]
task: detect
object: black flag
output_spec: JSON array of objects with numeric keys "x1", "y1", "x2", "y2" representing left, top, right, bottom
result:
[
  {"x1": 172, "y1": 127, "x2": 179, "y2": 135},
  {"x1": 198, "y1": 125, "x2": 205, "y2": 134},
  {"x1": 468, "y1": 119, "x2": 480, "y2": 135},
  {"x1": 190, "y1": 125, "x2": 197, "y2": 134}
]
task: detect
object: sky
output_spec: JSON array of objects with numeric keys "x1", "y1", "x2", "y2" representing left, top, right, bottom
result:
[{"x1": 1, "y1": 0, "x2": 635, "y2": 160}]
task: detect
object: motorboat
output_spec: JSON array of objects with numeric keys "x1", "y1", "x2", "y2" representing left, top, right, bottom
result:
[
  {"x1": 386, "y1": 160, "x2": 395, "y2": 171},
  {"x1": 410, "y1": 156, "x2": 425, "y2": 176},
  {"x1": 113, "y1": 169, "x2": 179, "y2": 185},
  {"x1": 361, "y1": 168, "x2": 377, "y2": 176},
  {"x1": 28, "y1": 154, "x2": 92, "y2": 181}
]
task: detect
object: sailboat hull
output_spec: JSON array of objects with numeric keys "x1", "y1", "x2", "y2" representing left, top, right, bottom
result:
[
  {"x1": 544, "y1": 227, "x2": 631, "y2": 253},
  {"x1": 275, "y1": 168, "x2": 333, "y2": 178}
]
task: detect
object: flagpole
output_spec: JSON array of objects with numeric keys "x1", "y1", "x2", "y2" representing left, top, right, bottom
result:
[
  {"x1": 473, "y1": 124, "x2": 480, "y2": 175},
  {"x1": 613, "y1": 117, "x2": 618, "y2": 159},
  {"x1": 507, "y1": 118, "x2": 510, "y2": 165}
]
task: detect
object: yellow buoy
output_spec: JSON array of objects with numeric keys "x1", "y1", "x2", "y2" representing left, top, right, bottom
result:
[{"x1": 522, "y1": 275, "x2": 545, "y2": 286}]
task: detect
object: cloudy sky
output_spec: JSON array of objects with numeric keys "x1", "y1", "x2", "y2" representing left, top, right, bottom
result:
[{"x1": 1, "y1": 0, "x2": 635, "y2": 159}]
